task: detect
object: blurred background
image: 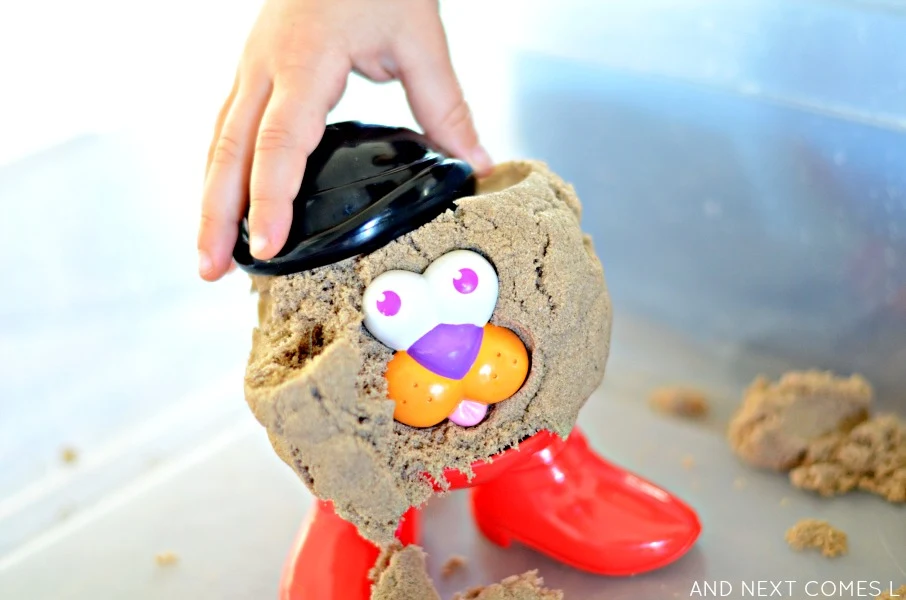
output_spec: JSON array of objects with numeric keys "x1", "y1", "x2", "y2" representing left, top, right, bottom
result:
[{"x1": 1, "y1": 1, "x2": 904, "y2": 598}]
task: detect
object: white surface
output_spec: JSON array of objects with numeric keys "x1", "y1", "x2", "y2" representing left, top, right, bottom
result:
[{"x1": 0, "y1": 420, "x2": 309, "y2": 600}]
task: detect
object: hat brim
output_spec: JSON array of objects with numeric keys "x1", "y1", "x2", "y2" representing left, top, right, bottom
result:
[{"x1": 234, "y1": 159, "x2": 476, "y2": 276}]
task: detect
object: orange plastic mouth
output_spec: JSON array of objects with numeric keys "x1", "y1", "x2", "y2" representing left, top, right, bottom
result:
[{"x1": 385, "y1": 324, "x2": 529, "y2": 427}]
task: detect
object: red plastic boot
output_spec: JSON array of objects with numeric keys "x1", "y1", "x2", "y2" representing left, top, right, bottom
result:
[
  {"x1": 279, "y1": 500, "x2": 420, "y2": 600},
  {"x1": 470, "y1": 428, "x2": 701, "y2": 575}
]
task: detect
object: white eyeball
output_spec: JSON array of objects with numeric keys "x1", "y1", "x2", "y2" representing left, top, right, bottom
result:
[
  {"x1": 363, "y1": 270, "x2": 439, "y2": 351},
  {"x1": 423, "y1": 250, "x2": 498, "y2": 327}
]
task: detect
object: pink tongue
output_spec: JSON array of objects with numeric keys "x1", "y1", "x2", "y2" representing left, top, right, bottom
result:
[{"x1": 448, "y1": 399, "x2": 488, "y2": 427}]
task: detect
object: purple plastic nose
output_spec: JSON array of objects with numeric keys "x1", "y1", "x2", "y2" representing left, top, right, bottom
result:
[{"x1": 407, "y1": 323, "x2": 484, "y2": 380}]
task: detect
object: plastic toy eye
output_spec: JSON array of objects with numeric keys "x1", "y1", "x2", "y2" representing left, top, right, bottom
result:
[
  {"x1": 423, "y1": 250, "x2": 498, "y2": 327},
  {"x1": 363, "y1": 270, "x2": 438, "y2": 351}
]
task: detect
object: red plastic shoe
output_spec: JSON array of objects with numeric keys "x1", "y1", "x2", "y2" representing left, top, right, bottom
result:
[
  {"x1": 470, "y1": 428, "x2": 701, "y2": 575},
  {"x1": 279, "y1": 500, "x2": 420, "y2": 600}
]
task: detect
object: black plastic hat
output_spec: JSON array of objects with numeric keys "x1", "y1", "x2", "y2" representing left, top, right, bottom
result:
[{"x1": 233, "y1": 121, "x2": 476, "y2": 276}]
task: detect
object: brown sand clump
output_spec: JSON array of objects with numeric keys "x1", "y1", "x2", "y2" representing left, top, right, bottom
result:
[
  {"x1": 784, "y1": 518, "x2": 848, "y2": 558},
  {"x1": 370, "y1": 544, "x2": 562, "y2": 600},
  {"x1": 369, "y1": 544, "x2": 441, "y2": 600},
  {"x1": 154, "y1": 551, "x2": 179, "y2": 567},
  {"x1": 452, "y1": 571, "x2": 564, "y2": 600},
  {"x1": 244, "y1": 161, "x2": 611, "y2": 543},
  {"x1": 790, "y1": 413, "x2": 905, "y2": 502},
  {"x1": 728, "y1": 370, "x2": 905, "y2": 503},
  {"x1": 649, "y1": 386, "x2": 709, "y2": 419},
  {"x1": 728, "y1": 371, "x2": 872, "y2": 471},
  {"x1": 877, "y1": 585, "x2": 906, "y2": 600},
  {"x1": 60, "y1": 446, "x2": 79, "y2": 464},
  {"x1": 441, "y1": 555, "x2": 468, "y2": 579}
]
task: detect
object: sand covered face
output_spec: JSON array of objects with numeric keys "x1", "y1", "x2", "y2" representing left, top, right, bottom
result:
[{"x1": 244, "y1": 161, "x2": 612, "y2": 543}]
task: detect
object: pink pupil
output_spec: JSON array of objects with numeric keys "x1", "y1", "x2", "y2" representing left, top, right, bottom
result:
[
  {"x1": 377, "y1": 290, "x2": 401, "y2": 316},
  {"x1": 453, "y1": 268, "x2": 478, "y2": 294}
]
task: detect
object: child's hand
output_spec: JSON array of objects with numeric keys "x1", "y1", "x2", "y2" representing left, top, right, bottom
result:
[{"x1": 198, "y1": 0, "x2": 491, "y2": 281}]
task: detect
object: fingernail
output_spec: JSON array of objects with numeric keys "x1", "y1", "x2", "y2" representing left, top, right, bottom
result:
[
  {"x1": 250, "y1": 233, "x2": 269, "y2": 257},
  {"x1": 198, "y1": 251, "x2": 213, "y2": 276},
  {"x1": 469, "y1": 146, "x2": 493, "y2": 174}
]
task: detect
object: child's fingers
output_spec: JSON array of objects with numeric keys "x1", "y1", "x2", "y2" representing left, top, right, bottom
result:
[
  {"x1": 198, "y1": 77, "x2": 271, "y2": 280},
  {"x1": 205, "y1": 70, "x2": 239, "y2": 179},
  {"x1": 395, "y1": 14, "x2": 492, "y2": 176},
  {"x1": 247, "y1": 60, "x2": 348, "y2": 260}
]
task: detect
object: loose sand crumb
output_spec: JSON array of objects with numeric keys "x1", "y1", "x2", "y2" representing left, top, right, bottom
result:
[
  {"x1": 453, "y1": 571, "x2": 563, "y2": 600},
  {"x1": 649, "y1": 386, "x2": 710, "y2": 419},
  {"x1": 441, "y1": 555, "x2": 468, "y2": 579},
  {"x1": 733, "y1": 476, "x2": 747, "y2": 490},
  {"x1": 154, "y1": 552, "x2": 179, "y2": 567},
  {"x1": 779, "y1": 497, "x2": 791, "y2": 507},
  {"x1": 877, "y1": 585, "x2": 906, "y2": 600},
  {"x1": 784, "y1": 519, "x2": 848, "y2": 558},
  {"x1": 60, "y1": 446, "x2": 79, "y2": 465},
  {"x1": 56, "y1": 506, "x2": 76, "y2": 521},
  {"x1": 681, "y1": 455, "x2": 695, "y2": 470}
]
